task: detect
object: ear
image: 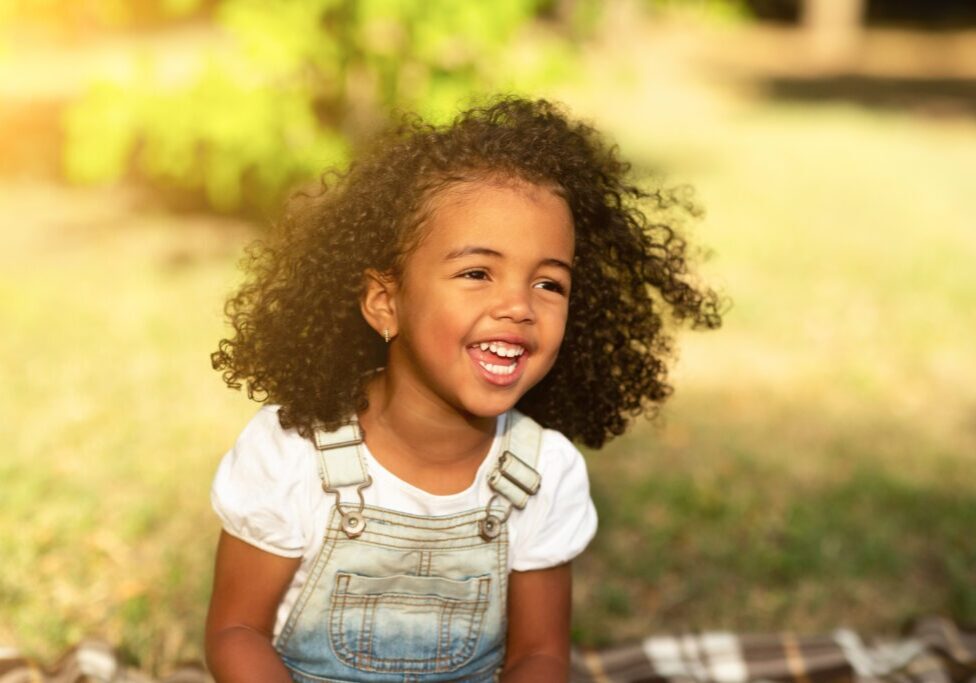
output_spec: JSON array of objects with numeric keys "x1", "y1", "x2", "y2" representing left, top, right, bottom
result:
[{"x1": 360, "y1": 268, "x2": 399, "y2": 341}]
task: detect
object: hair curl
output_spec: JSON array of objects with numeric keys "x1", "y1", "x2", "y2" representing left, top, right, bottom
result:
[{"x1": 212, "y1": 97, "x2": 723, "y2": 448}]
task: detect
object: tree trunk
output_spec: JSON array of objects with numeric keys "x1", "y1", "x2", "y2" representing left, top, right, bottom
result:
[{"x1": 801, "y1": 0, "x2": 867, "y2": 69}]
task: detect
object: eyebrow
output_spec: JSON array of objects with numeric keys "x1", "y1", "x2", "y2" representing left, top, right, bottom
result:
[{"x1": 444, "y1": 245, "x2": 573, "y2": 273}]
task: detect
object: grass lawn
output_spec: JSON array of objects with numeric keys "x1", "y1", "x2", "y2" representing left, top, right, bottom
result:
[
  {"x1": 2, "y1": 23, "x2": 975, "y2": 674},
  {"x1": 570, "y1": 85, "x2": 976, "y2": 641}
]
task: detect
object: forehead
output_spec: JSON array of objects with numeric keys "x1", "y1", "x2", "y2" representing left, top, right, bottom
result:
[{"x1": 416, "y1": 180, "x2": 575, "y2": 256}]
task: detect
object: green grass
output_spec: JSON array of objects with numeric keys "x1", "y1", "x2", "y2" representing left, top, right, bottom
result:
[
  {"x1": 0, "y1": 193, "x2": 257, "y2": 670},
  {"x1": 3, "y1": 48, "x2": 976, "y2": 673},
  {"x1": 568, "y1": 94, "x2": 976, "y2": 642}
]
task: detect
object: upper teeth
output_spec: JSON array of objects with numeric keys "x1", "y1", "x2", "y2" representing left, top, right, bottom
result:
[{"x1": 478, "y1": 341, "x2": 525, "y2": 358}]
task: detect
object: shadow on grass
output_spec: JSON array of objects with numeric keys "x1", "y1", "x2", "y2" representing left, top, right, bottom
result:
[
  {"x1": 758, "y1": 76, "x2": 976, "y2": 118},
  {"x1": 572, "y1": 399, "x2": 976, "y2": 646}
]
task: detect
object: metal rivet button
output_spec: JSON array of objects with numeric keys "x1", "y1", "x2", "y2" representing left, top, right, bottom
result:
[
  {"x1": 480, "y1": 514, "x2": 502, "y2": 541},
  {"x1": 341, "y1": 511, "x2": 365, "y2": 538}
]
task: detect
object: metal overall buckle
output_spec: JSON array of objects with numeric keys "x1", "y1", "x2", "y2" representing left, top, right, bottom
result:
[
  {"x1": 479, "y1": 494, "x2": 512, "y2": 541},
  {"x1": 323, "y1": 476, "x2": 373, "y2": 538}
]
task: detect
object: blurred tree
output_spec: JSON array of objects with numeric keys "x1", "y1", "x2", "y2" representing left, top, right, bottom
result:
[
  {"x1": 0, "y1": 0, "x2": 211, "y2": 36},
  {"x1": 63, "y1": 0, "x2": 595, "y2": 214},
  {"x1": 743, "y1": 0, "x2": 976, "y2": 26},
  {"x1": 643, "y1": 0, "x2": 749, "y2": 22},
  {"x1": 801, "y1": 0, "x2": 866, "y2": 67}
]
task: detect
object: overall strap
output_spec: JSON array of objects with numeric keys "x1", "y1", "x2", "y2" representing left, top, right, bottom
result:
[
  {"x1": 312, "y1": 419, "x2": 371, "y2": 538},
  {"x1": 313, "y1": 419, "x2": 369, "y2": 488},
  {"x1": 489, "y1": 411, "x2": 543, "y2": 508},
  {"x1": 480, "y1": 411, "x2": 544, "y2": 540}
]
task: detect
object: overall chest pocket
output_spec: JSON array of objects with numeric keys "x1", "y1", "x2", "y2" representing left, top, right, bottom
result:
[{"x1": 329, "y1": 571, "x2": 491, "y2": 675}]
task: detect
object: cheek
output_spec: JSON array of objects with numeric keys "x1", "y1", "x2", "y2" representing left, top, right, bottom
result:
[
  {"x1": 548, "y1": 301, "x2": 570, "y2": 340},
  {"x1": 544, "y1": 310, "x2": 570, "y2": 363},
  {"x1": 410, "y1": 302, "x2": 470, "y2": 356}
]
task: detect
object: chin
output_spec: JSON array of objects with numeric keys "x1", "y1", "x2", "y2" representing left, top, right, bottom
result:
[{"x1": 459, "y1": 395, "x2": 522, "y2": 420}]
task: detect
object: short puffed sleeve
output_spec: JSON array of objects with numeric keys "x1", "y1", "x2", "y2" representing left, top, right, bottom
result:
[
  {"x1": 211, "y1": 405, "x2": 316, "y2": 557},
  {"x1": 509, "y1": 429, "x2": 598, "y2": 571}
]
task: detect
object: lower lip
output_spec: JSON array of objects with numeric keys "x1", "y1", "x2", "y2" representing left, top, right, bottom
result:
[{"x1": 467, "y1": 349, "x2": 527, "y2": 387}]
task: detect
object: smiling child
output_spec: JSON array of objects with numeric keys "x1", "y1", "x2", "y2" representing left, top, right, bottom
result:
[{"x1": 205, "y1": 97, "x2": 721, "y2": 683}]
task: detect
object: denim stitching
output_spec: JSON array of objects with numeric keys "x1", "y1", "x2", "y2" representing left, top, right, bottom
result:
[
  {"x1": 366, "y1": 530, "x2": 481, "y2": 543},
  {"x1": 277, "y1": 509, "x2": 342, "y2": 649},
  {"x1": 329, "y1": 538, "x2": 488, "y2": 552},
  {"x1": 450, "y1": 578, "x2": 491, "y2": 668},
  {"x1": 327, "y1": 592, "x2": 489, "y2": 672},
  {"x1": 329, "y1": 574, "x2": 355, "y2": 666},
  {"x1": 356, "y1": 505, "x2": 486, "y2": 526},
  {"x1": 333, "y1": 596, "x2": 485, "y2": 609},
  {"x1": 436, "y1": 595, "x2": 446, "y2": 667},
  {"x1": 358, "y1": 594, "x2": 372, "y2": 668},
  {"x1": 437, "y1": 605, "x2": 456, "y2": 668},
  {"x1": 282, "y1": 508, "x2": 508, "y2": 678},
  {"x1": 363, "y1": 520, "x2": 484, "y2": 534},
  {"x1": 283, "y1": 664, "x2": 361, "y2": 682}
]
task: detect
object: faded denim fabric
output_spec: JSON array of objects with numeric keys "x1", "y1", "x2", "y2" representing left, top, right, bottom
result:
[{"x1": 274, "y1": 504, "x2": 507, "y2": 683}]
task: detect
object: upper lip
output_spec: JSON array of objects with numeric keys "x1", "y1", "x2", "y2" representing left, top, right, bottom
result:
[{"x1": 469, "y1": 334, "x2": 531, "y2": 352}]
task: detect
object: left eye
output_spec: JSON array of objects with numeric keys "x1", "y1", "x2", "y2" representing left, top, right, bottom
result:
[
  {"x1": 535, "y1": 280, "x2": 566, "y2": 294},
  {"x1": 460, "y1": 269, "x2": 489, "y2": 280}
]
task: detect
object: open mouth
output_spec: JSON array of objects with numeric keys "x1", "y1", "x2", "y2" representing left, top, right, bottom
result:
[{"x1": 466, "y1": 340, "x2": 527, "y2": 385}]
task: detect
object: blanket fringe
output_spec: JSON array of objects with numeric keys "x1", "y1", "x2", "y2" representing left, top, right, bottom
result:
[{"x1": 1, "y1": 617, "x2": 973, "y2": 683}]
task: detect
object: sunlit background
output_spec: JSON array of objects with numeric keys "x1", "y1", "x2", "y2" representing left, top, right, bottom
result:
[{"x1": 2, "y1": 0, "x2": 975, "y2": 673}]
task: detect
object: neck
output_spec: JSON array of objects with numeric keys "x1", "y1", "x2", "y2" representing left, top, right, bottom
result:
[{"x1": 358, "y1": 370, "x2": 497, "y2": 466}]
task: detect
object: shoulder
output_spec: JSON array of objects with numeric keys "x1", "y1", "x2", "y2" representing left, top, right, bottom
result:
[
  {"x1": 214, "y1": 404, "x2": 320, "y2": 502},
  {"x1": 231, "y1": 405, "x2": 315, "y2": 463},
  {"x1": 237, "y1": 403, "x2": 294, "y2": 442},
  {"x1": 539, "y1": 426, "x2": 585, "y2": 470},
  {"x1": 215, "y1": 405, "x2": 318, "y2": 500},
  {"x1": 511, "y1": 410, "x2": 587, "y2": 478},
  {"x1": 506, "y1": 414, "x2": 598, "y2": 570},
  {"x1": 535, "y1": 426, "x2": 592, "y2": 504},
  {"x1": 211, "y1": 405, "x2": 319, "y2": 557}
]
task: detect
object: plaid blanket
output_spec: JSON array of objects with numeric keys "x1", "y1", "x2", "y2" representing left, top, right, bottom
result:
[
  {"x1": 1, "y1": 617, "x2": 972, "y2": 683},
  {"x1": 570, "y1": 617, "x2": 975, "y2": 683}
]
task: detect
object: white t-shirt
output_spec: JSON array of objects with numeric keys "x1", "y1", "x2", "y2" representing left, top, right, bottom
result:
[{"x1": 211, "y1": 405, "x2": 598, "y2": 638}]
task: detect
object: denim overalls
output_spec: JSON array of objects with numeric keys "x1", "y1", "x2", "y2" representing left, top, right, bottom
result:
[{"x1": 273, "y1": 411, "x2": 544, "y2": 683}]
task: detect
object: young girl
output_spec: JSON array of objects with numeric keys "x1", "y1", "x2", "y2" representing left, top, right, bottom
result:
[{"x1": 205, "y1": 97, "x2": 721, "y2": 683}]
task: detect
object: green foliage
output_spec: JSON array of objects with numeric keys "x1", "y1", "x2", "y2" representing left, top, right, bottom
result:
[
  {"x1": 65, "y1": 58, "x2": 346, "y2": 211},
  {"x1": 643, "y1": 0, "x2": 751, "y2": 23},
  {"x1": 63, "y1": 0, "x2": 586, "y2": 212}
]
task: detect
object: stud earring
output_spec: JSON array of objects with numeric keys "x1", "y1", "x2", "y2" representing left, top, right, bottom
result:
[{"x1": 383, "y1": 328, "x2": 391, "y2": 343}]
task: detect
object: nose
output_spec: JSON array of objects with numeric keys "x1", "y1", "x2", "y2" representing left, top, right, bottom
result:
[{"x1": 490, "y1": 283, "x2": 535, "y2": 324}]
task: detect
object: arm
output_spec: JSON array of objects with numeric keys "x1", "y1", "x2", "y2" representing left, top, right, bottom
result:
[
  {"x1": 205, "y1": 531, "x2": 302, "y2": 683},
  {"x1": 500, "y1": 562, "x2": 572, "y2": 682}
]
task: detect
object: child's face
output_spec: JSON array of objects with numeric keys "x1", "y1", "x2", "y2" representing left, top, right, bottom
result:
[{"x1": 387, "y1": 180, "x2": 574, "y2": 419}]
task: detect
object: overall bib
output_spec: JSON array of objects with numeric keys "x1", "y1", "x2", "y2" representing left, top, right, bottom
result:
[{"x1": 273, "y1": 411, "x2": 544, "y2": 683}]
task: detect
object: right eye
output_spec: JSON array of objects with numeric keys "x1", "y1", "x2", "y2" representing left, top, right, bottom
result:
[{"x1": 459, "y1": 269, "x2": 489, "y2": 280}]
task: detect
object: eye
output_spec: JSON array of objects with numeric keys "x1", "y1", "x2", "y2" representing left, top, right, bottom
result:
[
  {"x1": 459, "y1": 269, "x2": 490, "y2": 281},
  {"x1": 534, "y1": 279, "x2": 567, "y2": 295}
]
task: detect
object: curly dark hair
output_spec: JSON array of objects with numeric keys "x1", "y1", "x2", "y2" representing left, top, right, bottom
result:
[{"x1": 212, "y1": 97, "x2": 723, "y2": 449}]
